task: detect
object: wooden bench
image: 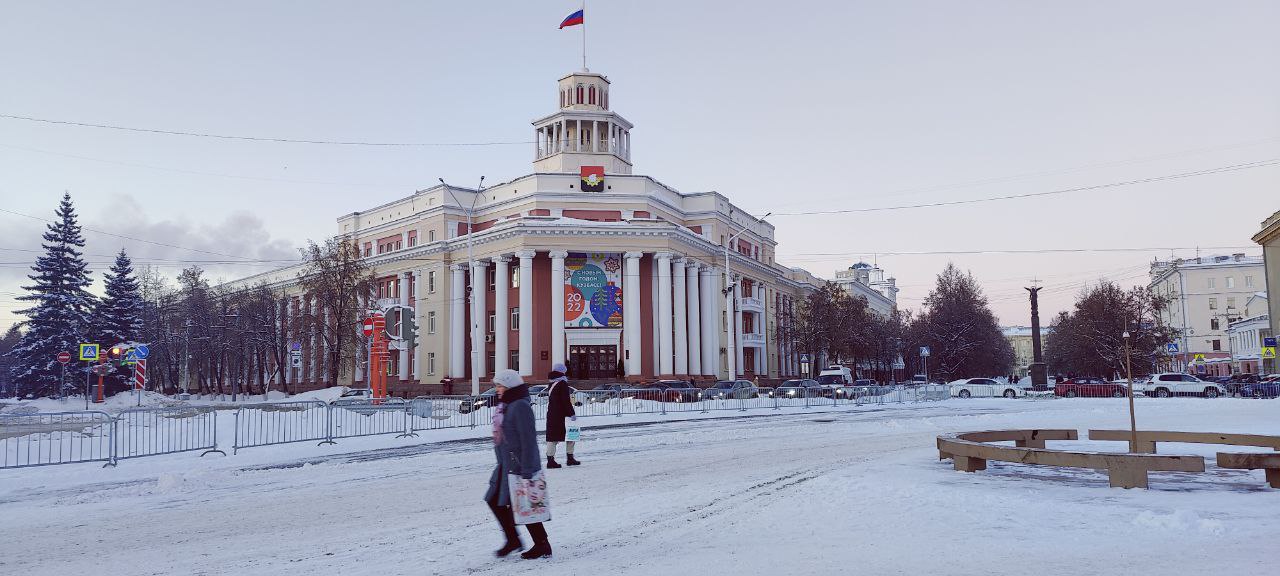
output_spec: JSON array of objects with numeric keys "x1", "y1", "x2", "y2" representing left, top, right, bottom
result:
[
  {"x1": 1087, "y1": 430, "x2": 1280, "y2": 454},
  {"x1": 1089, "y1": 430, "x2": 1280, "y2": 489},
  {"x1": 938, "y1": 429, "x2": 1205, "y2": 489}
]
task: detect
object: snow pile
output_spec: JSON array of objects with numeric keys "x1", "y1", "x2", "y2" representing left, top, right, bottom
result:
[{"x1": 1133, "y1": 509, "x2": 1226, "y2": 535}]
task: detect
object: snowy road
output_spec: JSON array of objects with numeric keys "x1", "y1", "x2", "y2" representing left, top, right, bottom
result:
[{"x1": 3, "y1": 399, "x2": 1278, "y2": 575}]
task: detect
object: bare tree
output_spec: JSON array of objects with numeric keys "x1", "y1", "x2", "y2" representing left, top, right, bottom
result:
[{"x1": 298, "y1": 237, "x2": 374, "y2": 387}]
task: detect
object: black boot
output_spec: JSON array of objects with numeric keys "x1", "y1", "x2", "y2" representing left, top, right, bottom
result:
[
  {"x1": 487, "y1": 498, "x2": 522, "y2": 557},
  {"x1": 521, "y1": 523, "x2": 553, "y2": 559},
  {"x1": 546, "y1": 456, "x2": 562, "y2": 469},
  {"x1": 566, "y1": 455, "x2": 581, "y2": 466}
]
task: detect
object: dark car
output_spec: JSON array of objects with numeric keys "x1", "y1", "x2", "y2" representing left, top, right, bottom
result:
[
  {"x1": 626, "y1": 380, "x2": 696, "y2": 402},
  {"x1": 1055, "y1": 377, "x2": 1127, "y2": 398},
  {"x1": 1224, "y1": 374, "x2": 1260, "y2": 396},
  {"x1": 457, "y1": 387, "x2": 499, "y2": 414},
  {"x1": 770, "y1": 379, "x2": 822, "y2": 398},
  {"x1": 704, "y1": 380, "x2": 759, "y2": 400},
  {"x1": 583, "y1": 383, "x2": 623, "y2": 403},
  {"x1": 1239, "y1": 381, "x2": 1280, "y2": 399}
]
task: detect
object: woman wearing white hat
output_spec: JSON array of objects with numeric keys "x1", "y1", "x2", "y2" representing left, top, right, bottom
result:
[
  {"x1": 484, "y1": 369, "x2": 552, "y2": 559},
  {"x1": 544, "y1": 362, "x2": 580, "y2": 468}
]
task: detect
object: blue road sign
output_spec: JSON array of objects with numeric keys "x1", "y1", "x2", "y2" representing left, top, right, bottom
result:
[
  {"x1": 1167, "y1": 343, "x2": 1179, "y2": 353},
  {"x1": 799, "y1": 353, "x2": 811, "y2": 363},
  {"x1": 1265, "y1": 337, "x2": 1277, "y2": 348},
  {"x1": 78, "y1": 343, "x2": 100, "y2": 361},
  {"x1": 134, "y1": 344, "x2": 150, "y2": 359}
]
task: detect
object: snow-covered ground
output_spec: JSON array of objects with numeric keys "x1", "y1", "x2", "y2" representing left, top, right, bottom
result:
[{"x1": 2, "y1": 398, "x2": 1278, "y2": 575}]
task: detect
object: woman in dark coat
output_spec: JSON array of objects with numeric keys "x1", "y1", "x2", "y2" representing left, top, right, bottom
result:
[
  {"x1": 485, "y1": 369, "x2": 552, "y2": 560},
  {"x1": 544, "y1": 362, "x2": 579, "y2": 468}
]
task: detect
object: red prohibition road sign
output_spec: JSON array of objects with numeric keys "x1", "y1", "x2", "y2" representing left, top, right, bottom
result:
[
  {"x1": 362, "y1": 317, "x2": 375, "y2": 337},
  {"x1": 57, "y1": 351, "x2": 72, "y2": 364}
]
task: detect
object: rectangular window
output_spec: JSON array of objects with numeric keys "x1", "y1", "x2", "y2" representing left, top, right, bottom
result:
[
  {"x1": 486, "y1": 352, "x2": 495, "y2": 376},
  {"x1": 1212, "y1": 339, "x2": 1221, "y2": 351},
  {"x1": 427, "y1": 352, "x2": 436, "y2": 375},
  {"x1": 1246, "y1": 275, "x2": 1254, "y2": 287},
  {"x1": 512, "y1": 270, "x2": 519, "y2": 288},
  {"x1": 429, "y1": 230, "x2": 436, "y2": 242},
  {"x1": 1207, "y1": 278, "x2": 1216, "y2": 289},
  {"x1": 363, "y1": 243, "x2": 372, "y2": 257},
  {"x1": 1227, "y1": 297, "x2": 1236, "y2": 309},
  {"x1": 1209, "y1": 298, "x2": 1218, "y2": 310},
  {"x1": 408, "y1": 230, "x2": 417, "y2": 247},
  {"x1": 428, "y1": 270, "x2": 437, "y2": 293},
  {"x1": 1211, "y1": 318, "x2": 1220, "y2": 331},
  {"x1": 488, "y1": 268, "x2": 496, "y2": 290},
  {"x1": 1226, "y1": 277, "x2": 1235, "y2": 289},
  {"x1": 488, "y1": 312, "x2": 496, "y2": 333},
  {"x1": 511, "y1": 307, "x2": 520, "y2": 330},
  {"x1": 509, "y1": 350, "x2": 519, "y2": 371},
  {"x1": 427, "y1": 311, "x2": 436, "y2": 334},
  {"x1": 395, "y1": 240, "x2": 402, "y2": 250}
]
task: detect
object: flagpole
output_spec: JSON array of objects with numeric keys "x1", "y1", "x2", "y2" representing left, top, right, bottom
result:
[{"x1": 582, "y1": 1, "x2": 587, "y2": 71}]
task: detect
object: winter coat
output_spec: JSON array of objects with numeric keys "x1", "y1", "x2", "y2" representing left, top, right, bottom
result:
[
  {"x1": 545, "y1": 379, "x2": 577, "y2": 442},
  {"x1": 484, "y1": 384, "x2": 542, "y2": 506}
]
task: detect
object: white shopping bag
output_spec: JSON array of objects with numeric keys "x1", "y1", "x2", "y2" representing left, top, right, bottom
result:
[
  {"x1": 507, "y1": 470, "x2": 551, "y2": 525},
  {"x1": 566, "y1": 424, "x2": 582, "y2": 442}
]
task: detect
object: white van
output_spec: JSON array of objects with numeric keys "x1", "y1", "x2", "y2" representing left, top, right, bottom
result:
[{"x1": 817, "y1": 365, "x2": 854, "y2": 390}]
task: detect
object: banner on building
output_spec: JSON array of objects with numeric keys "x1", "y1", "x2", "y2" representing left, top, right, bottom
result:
[{"x1": 564, "y1": 252, "x2": 622, "y2": 328}]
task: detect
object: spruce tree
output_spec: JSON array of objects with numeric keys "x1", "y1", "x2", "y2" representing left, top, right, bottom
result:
[
  {"x1": 8, "y1": 193, "x2": 96, "y2": 397},
  {"x1": 94, "y1": 249, "x2": 144, "y2": 346}
]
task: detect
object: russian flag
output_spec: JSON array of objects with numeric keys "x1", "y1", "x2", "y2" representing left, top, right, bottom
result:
[{"x1": 559, "y1": 9, "x2": 584, "y2": 29}]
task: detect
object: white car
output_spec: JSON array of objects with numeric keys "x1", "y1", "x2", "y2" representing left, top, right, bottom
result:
[
  {"x1": 949, "y1": 378, "x2": 1025, "y2": 399},
  {"x1": 1133, "y1": 373, "x2": 1225, "y2": 398}
]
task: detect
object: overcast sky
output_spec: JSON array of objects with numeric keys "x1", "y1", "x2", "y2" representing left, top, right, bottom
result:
[{"x1": 2, "y1": 1, "x2": 1277, "y2": 331}]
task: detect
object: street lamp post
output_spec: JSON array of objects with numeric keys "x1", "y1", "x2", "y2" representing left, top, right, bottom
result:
[
  {"x1": 723, "y1": 212, "x2": 770, "y2": 381},
  {"x1": 440, "y1": 177, "x2": 485, "y2": 396},
  {"x1": 1123, "y1": 330, "x2": 1138, "y2": 453}
]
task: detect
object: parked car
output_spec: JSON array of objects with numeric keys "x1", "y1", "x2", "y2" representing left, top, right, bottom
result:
[
  {"x1": 950, "y1": 378, "x2": 1025, "y2": 399},
  {"x1": 624, "y1": 380, "x2": 697, "y2": 403},
  {"x1": 1239, "y1": 380, "x2": 1280, "y2": 399},
  {"x1": 1223, "y1": 374, "x2": 1260, "y2": 396},
  {"x1": 1054, "y1": 378, "x2": 1127, "y2": 398},
  {"x1": 582, "y1": 383, "x2": 623, "y2": 402},
  {"x1": 457, "y1": 387, "x2": 499, "y2": 413},
  {"x1": 1132, "y1": 373, "x2": 1225, "y2": 398},
  {"x1": 704, "y1": 380, "x2": 759, "y2": 400},
  {"x1": 770, "y1": 379, "x2": 823, "y2": 398},
  {"x1": 910, "y1": 374, "x2": 928, "y2": 386}
]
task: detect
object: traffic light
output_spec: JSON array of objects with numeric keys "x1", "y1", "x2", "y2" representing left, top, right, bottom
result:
[{"x1": 403, "y1": 312, "x2": 418, "y2": 351}]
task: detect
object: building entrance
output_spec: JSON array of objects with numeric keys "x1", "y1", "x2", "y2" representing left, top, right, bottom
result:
[{"x1": 569, "y1": 345, "x2": 619, "y2": 380}]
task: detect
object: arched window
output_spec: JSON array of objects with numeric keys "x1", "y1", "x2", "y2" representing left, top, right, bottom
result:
[
  {"x1": 589, "y1": 85, "x2": 596, "y2": 104},
  {"x1": 576, "y1": 84, "x2": 584, "y2": 104},
  {"x1": 603, "y1": 90, "x2": 608, "y2": 109},
  {"x1": 559, "y1": 90, "x2": 565, "y2": 108}
]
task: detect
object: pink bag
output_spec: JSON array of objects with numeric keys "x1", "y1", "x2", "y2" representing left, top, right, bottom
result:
[{"x1": 507, "y1": 470, "x2": 551, "y2": 524}]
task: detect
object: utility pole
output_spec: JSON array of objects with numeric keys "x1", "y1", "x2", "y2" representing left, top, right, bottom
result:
[
  {"x1": 723, "y1": 211, "x2": 770, "y2": 381},
  {"x1": 440, "y1": 177, "x2": 485, "y2": 395},
  {"x1": 1123, "y1": 329, "x2": 1138, "y2": 453}
]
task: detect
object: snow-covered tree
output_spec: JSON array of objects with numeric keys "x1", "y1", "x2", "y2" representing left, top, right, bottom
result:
[
  {"x1": 8, "y1": 193, "x2": 96, "y2": 397},
  {"x1": 93, "y1": 249, "x2": 144, "y2": 346}
]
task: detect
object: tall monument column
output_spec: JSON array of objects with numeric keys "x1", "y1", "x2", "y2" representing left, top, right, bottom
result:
[{"x1": 1027, "y1": 286, "x2": 1047, "y2": 389}]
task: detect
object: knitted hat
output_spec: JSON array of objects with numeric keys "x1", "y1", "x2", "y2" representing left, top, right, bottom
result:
[{"x1": 492, "y1": 369, "x2": 523, "y2": 388}]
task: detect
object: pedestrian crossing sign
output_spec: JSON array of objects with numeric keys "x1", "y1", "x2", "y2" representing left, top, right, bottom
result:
[
  {"x1": 1263, "y1": 347, "x2": 1276, "y2": 360},
  {"x1": 78, "y1": 343, "x2": 99, "y2": 361}
]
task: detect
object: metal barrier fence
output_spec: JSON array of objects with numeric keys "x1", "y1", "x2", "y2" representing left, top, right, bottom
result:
[
  {"x1": 233, "y1": 400, "x2": 329, "y2": 454},
  {"x1": 328, "y1": 402, "x2": 416, "y2": 441},
  {"x1": 116, "y1": 406, "x2": 224, "y2": 460},
  {"x1": 0, "y1": 410, "x2": 117, "y2": 469}
]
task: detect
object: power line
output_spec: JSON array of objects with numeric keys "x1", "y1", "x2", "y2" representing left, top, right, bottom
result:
[
  {"x1": 770, "y1": 158, "x2": 1280, "y2": 216},
  {"x1": 0, "y1": 206, "x2": 263, "y2": 261},
  {"x1": 0, "y1": 113, "x2": 532, "y2": 147}
]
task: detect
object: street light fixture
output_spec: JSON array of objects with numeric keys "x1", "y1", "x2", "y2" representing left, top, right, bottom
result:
[
  {"x1": 440, "y1": 176, "x2": 485, "y2": 396},
  {"x1": 723, "y1": 211, "x2": 771, "y2": 381}
]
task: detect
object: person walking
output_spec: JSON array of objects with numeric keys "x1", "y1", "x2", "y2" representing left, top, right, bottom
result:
[
  {"x1": 544, "y1": 362, "x2": 579, "y2": 468},
  {"x1": 484, "y1": 369, "x2": 553, "y2": 560}
]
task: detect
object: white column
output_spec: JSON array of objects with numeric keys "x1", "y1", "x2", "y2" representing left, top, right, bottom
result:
[
  {"x1": 761, "y1": 285, "x2": 769, "y2": 377},
  {"x1": 701, "y1": 267, "x2": 718, "y2": 377},
  {"x1": 471, "y1": 261, "x2": 489, "y2": 381},
  {"x1": 550, "y1": 250, "x2": 568, "y2": 366},
  {"x1": 624, "y1": 252, "x2": 643, "y2": 377},
  {"x1": 734, "y1": 280, "x2": 744, "y2": 376},
  {"x1": 413, "y1": 268, "x2": 424, "y2": 378},
  {"x1": 450, "y1": 264, "x2": 466, "y2": 378},
  {"x1": 656, "y1": 252, "x2": 674, "y2": 376},
  {"x1": 686, "y1": 263, "x2": 702, "y2": 378},
  {"x1": 493, "y1": 256, "x2": 510, "y2": 373},
  {"x1": 399, "y1": 271, "x2": 411, "y2": 381},
  {"x1": 672, "y1": 257, "x2": 688, "y2": 377},
  {"x1": 517, "y1": 250, "x2": 535, "y2": 376}
]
